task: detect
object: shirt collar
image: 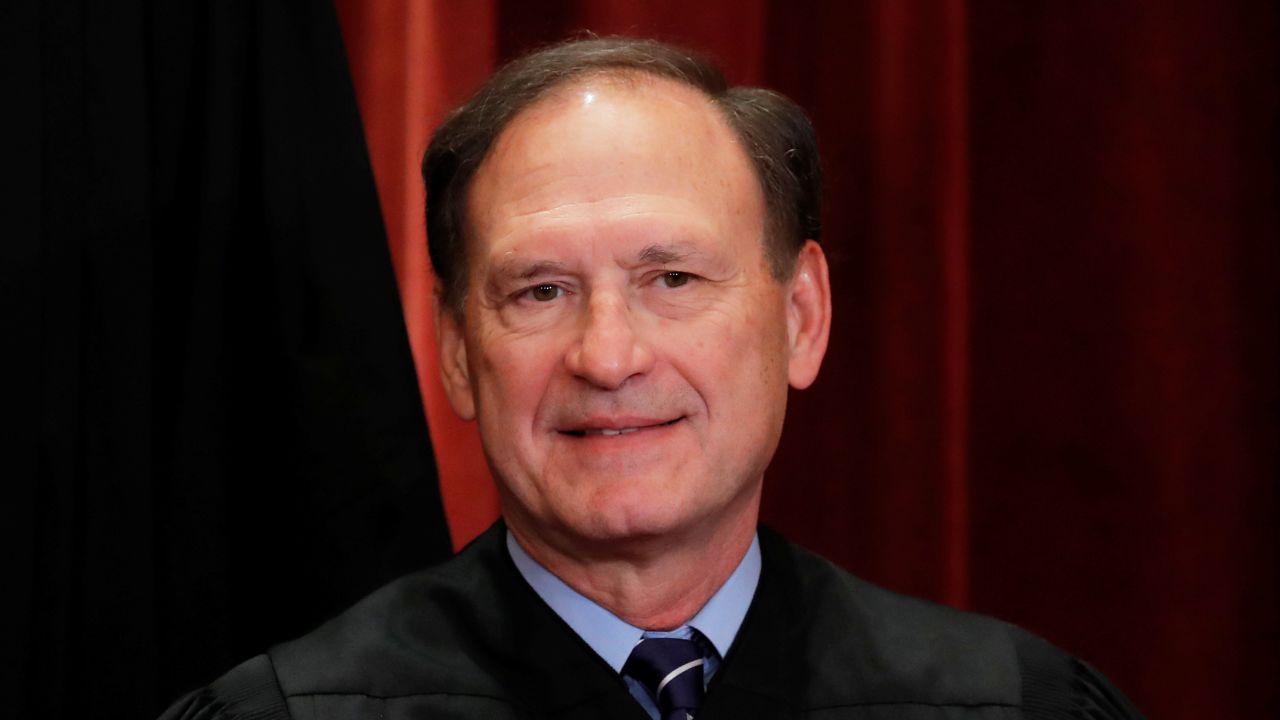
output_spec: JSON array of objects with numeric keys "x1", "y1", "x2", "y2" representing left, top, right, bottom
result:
[{"x1": 506, "y1": 530, "x2": 762, "y2": 673}]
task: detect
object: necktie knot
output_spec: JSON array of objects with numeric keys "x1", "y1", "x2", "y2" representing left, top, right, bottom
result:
[{"x1": 623, "y1": 637, "x2": 705, "y2": 720}]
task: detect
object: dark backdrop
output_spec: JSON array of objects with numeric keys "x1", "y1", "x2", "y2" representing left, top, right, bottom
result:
[{"x1": 8, "y1": 1, "x2": 451, "y2": 718}]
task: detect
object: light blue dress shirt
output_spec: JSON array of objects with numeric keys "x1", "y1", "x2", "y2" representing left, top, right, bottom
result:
[{"x1": 506, "y1": 531, "x2": 762, "y2": 719}]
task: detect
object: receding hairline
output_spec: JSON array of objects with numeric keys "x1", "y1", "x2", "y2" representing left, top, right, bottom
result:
[
  {"x1": 472, "y1": 68, "x2": 753, "y2": 171},
  {"x1": 460, "y1": 70, "x2": 773, "y2": 281},
  {"x1": 426, "y1": 37, "x2": 822, "y2": 317},
  {"x1": 521, "y1": 65, "x2": 712, "y2": 103}
]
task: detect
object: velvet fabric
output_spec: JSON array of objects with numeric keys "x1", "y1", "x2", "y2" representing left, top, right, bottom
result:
[{"x1": 10, "y1": 2, "x2": 452, "y2": 718}]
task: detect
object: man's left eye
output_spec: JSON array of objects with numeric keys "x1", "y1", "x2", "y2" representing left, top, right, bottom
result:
[
  {"x1": 660, "y1": 271, "x2": 692, "y2": 288},
  {"x1": 526, "y1": 284, "x2": 562, "y2": 302}
]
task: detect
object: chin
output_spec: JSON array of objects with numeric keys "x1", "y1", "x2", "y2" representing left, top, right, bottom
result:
[{"x1": 569, "y1": 494, "x2": 693, "y2": 545}]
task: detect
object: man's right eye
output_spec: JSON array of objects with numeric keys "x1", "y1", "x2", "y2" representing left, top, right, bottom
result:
[{"x1": 526, "y1": 284, "x2": 561, "y2": 302}]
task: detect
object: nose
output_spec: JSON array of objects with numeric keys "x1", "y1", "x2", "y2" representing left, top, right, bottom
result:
[{"x1": 564, "y1": 292, "x2": 655, "y2": 390}]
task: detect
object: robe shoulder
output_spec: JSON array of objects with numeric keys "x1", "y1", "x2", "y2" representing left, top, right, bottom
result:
[
  {"x1": 763, "y1": 528, "x2": 1145, "y2": 718},
  {"x1": 156, "y1": 525, "x2": 592, "y2": 719},
  {"x1": 157, "y1": 654, "x2": 290, "y2": 720},
  {"x1": 1015, "y1": 629, "x2": 1146, "y2": 720}
]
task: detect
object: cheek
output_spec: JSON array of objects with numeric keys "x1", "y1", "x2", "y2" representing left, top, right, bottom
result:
[
  {"x1": 708, "y1": 291, "x2": 788, "y2": 362},
  {"x1": 670, "y1": 312, "x2": 785, "y2": 404},
  {"x1": 713, "y1": 306, "x2": 791, "y2": 418},
  {"x1": 471, "y1": 330, "x2": 563, "y2": 429}
]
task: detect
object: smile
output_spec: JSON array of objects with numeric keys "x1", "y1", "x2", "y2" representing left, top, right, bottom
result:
[
  {"x1": 589, "y1": 427, "x2": 639, "y2": 436},
  {"x1": 560, "y1": 417, "x2": 683, "y2": 437}
]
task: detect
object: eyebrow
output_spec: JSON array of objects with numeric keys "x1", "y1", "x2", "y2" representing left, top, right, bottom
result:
[
  {"x1": 637, "y1": 242, "x2": 697, "y2": 265},
  {"x1": 488, "y1": 242, "x2": 702, "y2": 282},
  {"x1": 492, "y1": 259, "x2": 570, "y2": 281}
]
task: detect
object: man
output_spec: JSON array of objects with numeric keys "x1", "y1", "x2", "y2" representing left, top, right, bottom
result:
[{"x1": 163, "y1": 38, "x2": 1142, "y2": 719}]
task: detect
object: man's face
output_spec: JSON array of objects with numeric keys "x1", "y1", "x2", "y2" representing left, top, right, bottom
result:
[{"x1": 437, "y1": 76, "x2": 828, "y2": 554}]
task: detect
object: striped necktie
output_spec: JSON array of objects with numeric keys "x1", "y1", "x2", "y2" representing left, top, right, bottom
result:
[{"x1": 623, "y1": 637, "x2": 706, "y2": 720}]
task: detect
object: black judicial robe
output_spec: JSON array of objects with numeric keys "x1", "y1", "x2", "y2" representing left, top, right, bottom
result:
[{"x1": 161, "y1": 523, "x2": 1143, "y2": 719}]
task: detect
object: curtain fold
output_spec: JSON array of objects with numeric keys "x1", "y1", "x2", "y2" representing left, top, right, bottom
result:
[
  {"x1": 966, "y1": 2, "x2": 1279, "y2": 713},
  {"x1": 336, "y1": 0, "x2": 499, "y2": 551}
]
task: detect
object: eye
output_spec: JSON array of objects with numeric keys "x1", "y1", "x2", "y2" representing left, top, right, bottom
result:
[
  {"x1": 660, "y1": 271, "x2": 692, "y2": 288},
  {"x1": 524, "y1": 283, "x2": 563, "y2": 302}
]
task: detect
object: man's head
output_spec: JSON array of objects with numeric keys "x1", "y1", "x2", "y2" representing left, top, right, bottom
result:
[
  {"x1": 425, "y1": 37, "x2": 823, "y2": 316},
  {"x1": 426, "y1": 38, "x2": 831, "y2": 561}
]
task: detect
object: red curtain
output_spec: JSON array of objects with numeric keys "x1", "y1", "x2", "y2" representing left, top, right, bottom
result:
[
  {"x1": 335, "y1": 2, "x2": 1278, "y2": 718},
  {"x1": 336, "y1": 0, "x2": 500, "y2": 546}
]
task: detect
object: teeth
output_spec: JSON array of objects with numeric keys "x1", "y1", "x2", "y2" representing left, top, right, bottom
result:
[
  {"x1": 596, "y1": 427, "x2": 639, "y2": 436},
  {"x1": 569, "y1": 421, "x2": 681, "y2": 437}
]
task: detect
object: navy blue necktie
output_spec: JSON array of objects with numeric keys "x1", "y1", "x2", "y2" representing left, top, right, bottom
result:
[{"x1": 623, "y1": 637, "x2": 706, "y2": 720}]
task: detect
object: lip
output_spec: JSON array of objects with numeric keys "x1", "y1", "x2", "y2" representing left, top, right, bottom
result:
[{"x1": 557, "y1": 416, "x2": 685, "y2": 437}]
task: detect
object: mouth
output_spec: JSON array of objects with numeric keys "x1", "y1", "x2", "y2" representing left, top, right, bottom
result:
[{"x1": 559, "y1": 417, "x2": 684, "y2": 437}]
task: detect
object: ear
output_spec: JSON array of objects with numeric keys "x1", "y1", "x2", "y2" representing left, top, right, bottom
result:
[
  {"x1": 433, "y1": 292, "x2": 477, "y2": 421},
  {"x1": 785, "y1": 240, "x2": 832, "y2": 390}
]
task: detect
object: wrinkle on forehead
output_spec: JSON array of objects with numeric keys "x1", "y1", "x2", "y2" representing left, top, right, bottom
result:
[{"x1": 478, "y1": 195, "x2": 731, "y2": 258}]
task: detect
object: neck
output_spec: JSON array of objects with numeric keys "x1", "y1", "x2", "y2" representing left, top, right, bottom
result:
[{"x1": 507, "y1": 501, "x2": 760, "y2": 630}]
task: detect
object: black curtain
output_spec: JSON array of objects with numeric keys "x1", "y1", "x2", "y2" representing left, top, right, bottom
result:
[{"x1": 5, "y1": 1, "x2": 452, "y2": 717}]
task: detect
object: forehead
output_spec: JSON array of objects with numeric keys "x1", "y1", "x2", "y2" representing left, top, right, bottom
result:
[{"x1": 465, "y1": 75, "x2": 764, "y2": 262}]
